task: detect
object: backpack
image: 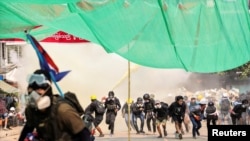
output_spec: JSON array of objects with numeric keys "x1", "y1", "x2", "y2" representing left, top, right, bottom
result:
[
  {"x1": 95, "y1": 100, "x2": 106, "y2": 114},
  {"x1": 206, "y1": 106, "x2": 216, "y2": 114},
  {"x1": 52, "y1": 92, "x2": 94, "y2": 136},
  {"x1": 220, "y1": 98, "x2": 230, "y2": 113}
]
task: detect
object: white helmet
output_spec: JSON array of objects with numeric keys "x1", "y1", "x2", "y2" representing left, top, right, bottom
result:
[
  {"x1": 10, "y1": 107, "x2": 15, "y2": 111},
  {"x1": 222, "y1": 93, "x2": 228, "y2": 97},
  {"x1": 199, "y1": 98, "x2": 207, "y2": 105}
]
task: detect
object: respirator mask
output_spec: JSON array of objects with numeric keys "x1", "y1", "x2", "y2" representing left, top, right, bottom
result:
[
  {"x1": 28, "y1": 90, "x2": 51, "y2": 110},
  {"x1": 154, "y1": 103, "x2": 162, "y2": 109}
]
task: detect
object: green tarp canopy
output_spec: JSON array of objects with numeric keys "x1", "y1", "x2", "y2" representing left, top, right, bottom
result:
[{"x1": 0, "y1": 0, "x2": 249, "y2": 73}]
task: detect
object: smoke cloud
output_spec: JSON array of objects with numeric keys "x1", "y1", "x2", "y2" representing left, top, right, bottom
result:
[{"x1": 15, "y1": 42, "x2": 194, "y2": 107}]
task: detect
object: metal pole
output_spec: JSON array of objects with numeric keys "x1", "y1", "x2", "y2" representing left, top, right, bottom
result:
[{"x1": 127, "y1": 60, "x2": 131, "y2": 141}]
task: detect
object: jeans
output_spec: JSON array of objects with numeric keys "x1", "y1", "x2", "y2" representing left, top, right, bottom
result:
[{"x1": 190, "y1": 116, "x2": 201, "y2": 137}]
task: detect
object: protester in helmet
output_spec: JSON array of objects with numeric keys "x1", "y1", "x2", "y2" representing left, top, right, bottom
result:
[
  {"x1": 143, "y1": 93, "x2": 156, "y2": 133},
  {"x1": 204, "y1": 101, "x2": 218, "y2": 129},
  {"x1": 104, "y1": 91, "x2": 121, "y2": 135},
  {"x1": 18, "y1": 69, "x2": 90, "y2": 141},
  {"x1": 230, "y1": 99, "x2": 249, "y2": 125},
  {"x1": 131, "y1": 97, "x2": 145, "y2": 134},
  {"x1": 85, "y1": 94, "x2": 105, "y2": 137},
  {"x1": 168, "y1": 95, "x2": 186, "y2": 139},
  {"x1": 121, "y1": 98, "x2": 134, "y2": 131},
  {"x1": 153, "y1": 100, "x2": 169, "y2": 138}
]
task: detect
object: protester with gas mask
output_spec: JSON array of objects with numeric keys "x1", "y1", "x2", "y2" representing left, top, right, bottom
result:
[
  {"x1": 104, "y1": 91, "x2": 121, "y2": 135},
  {"x1": 230, "y1": 99, "x2": 249, "y2": 125},
  {"x1": 18, "y1": 69, "x2": 90, "y2": 141},
  {"x1": 153, "y1": 100, "x2": 169, "y2": 138},
  {"x1": 143, "y1": 93, "x2": 156, "y2": 133}
]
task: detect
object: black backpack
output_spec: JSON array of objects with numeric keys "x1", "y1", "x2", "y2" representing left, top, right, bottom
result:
[
  {"x1": 206, "y1": 106, "x2": 216, "y2": 114},
  {"x1": 95, "y1": 100, "x2": 106, "y2": 114}
]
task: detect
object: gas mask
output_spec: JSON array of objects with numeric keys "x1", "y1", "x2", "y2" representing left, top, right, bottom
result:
[
  {"x1": 28, "y1": 91, "x2": 51, "y2": 110},
  {"x1": 137, "y1": 103, "x2": 143, "y2": 107},
  {"x1": 154, "y1": 103, "x2": 162, "y2": 109}
]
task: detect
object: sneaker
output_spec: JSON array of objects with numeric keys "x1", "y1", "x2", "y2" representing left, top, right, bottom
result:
[
  {"x1": 140, "y1": 130, "x2": 145, "y2": 134},
  {"x1": 157, "y1": 135, "x2": 162, "y2": 138},
  {"x1": 179, "y1": 133, "x2": 182, "y2": 139},
  {"x1": 193, "y1": 136, "x2": 196, "y2": 139},
  {"x1": 3, "y1": 128, "x2": 8, "y2": 130},
  {"x1": 99, "y1": 134, "x2": 104, "y2": 137},
  {"x1": 164, "y1": 130, "x2": 167, "y2": 136},
  {"x1": 196, "y1": 130, "x2": 200, "y2": 136}
]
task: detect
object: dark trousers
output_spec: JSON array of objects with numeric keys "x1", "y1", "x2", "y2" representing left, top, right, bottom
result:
[
  {"x1": 190, "y1": 116, "x2": 201, "y2": 137},
  {"x1": 105, "y1": 111, "x2": 116, "y2": 134},
  {"x1": 206, "y1": 117, "x2": 216, "y2": 127},
  {"x1": 146, "y1": 113, "x2": 156, "y2": 132}
]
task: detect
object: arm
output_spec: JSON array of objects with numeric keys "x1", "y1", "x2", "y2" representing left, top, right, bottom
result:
[{"x1": 18, "y1": 108, "x2": 35, "y2": 141}]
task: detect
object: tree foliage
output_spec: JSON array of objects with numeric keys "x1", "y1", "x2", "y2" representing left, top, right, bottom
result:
[{"x1": 219, "y1": 61, "x2": 250, "y2": 80}]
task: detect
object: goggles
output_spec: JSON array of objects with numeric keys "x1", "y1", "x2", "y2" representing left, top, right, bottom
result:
[
  {"x1": 27, "y1": 74, "x2": 51, "y2": 90},
  {"x1": 27, "y1": 74, "x2": 50, "y2": 85}
]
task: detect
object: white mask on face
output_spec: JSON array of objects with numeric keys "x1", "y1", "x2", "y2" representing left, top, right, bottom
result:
[
  {"x1": 29, "y1": 91, "x2": 51, "y2": 110},
  {"x1": 37, "y1": 96, "x2": 51, "y2": 110}
]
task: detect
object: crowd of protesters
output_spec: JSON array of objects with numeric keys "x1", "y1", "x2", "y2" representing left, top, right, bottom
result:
[
  {"x1": 85, "y1": 87, "x2": 250, "y2": 139},
  {"x1": 0, "y1": 93, "x2": 24, "y2": 130}
]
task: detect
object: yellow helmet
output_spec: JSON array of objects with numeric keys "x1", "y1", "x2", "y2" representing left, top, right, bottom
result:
[
  {"x1": 90, "y1": 94, "x2": 97, "y2": 100},
  {"x1": 126, "y1": 98, "x2": 133, "y2": 104},
  {"x1": 197, "y1": 94, "x2": 203, "y2": 101}
]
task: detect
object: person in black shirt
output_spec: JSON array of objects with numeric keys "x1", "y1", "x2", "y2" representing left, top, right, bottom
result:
[
  {"x1": 131, "y1": 97, "x2": 145, "y2": 134},
  {"x1": 85, "y1": 94, "x2": 105, "y2": 137},
  {"x1": 143, "y1": 93, "x2": 156, "y2": 133},
  {"x1": 168, "y1": 95, "x2": 186, "y2": 139},
  {"x1": 104, "y1": 91, "x2": 121, "y2": 135},
  {"x1": 153, "y1": 100, "x2": 169, "y2": 138},
  {"x1": 230, "y1": 99, "x2": 249, "y2": 125}
]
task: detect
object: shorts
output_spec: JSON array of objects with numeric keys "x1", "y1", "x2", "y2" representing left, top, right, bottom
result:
[
  {"x1": 156, "y1": 119, "x2": 167, "y2": 126},
  {"x1": 0, "y1": 113, "x2": 8, "y2": 119}
]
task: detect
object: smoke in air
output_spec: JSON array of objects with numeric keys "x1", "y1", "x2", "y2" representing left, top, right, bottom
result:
[{"x1": 14, "y1": 42, "x2": 193, "y2": 107}]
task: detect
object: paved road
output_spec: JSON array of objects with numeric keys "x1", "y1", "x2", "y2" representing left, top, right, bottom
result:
[{"x1": 0, "y1": 117, "x2": 208, "y2": 141}]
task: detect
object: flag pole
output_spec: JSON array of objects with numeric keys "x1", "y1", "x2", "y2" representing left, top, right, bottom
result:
[{"x1": 127, "y1": 59, "x2": 131, "y2": 141}]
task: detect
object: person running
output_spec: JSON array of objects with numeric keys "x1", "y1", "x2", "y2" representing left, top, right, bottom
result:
[
  {"x1": 189, "y1": 97, "x2": 202, "y2": 139},
  {"x1": 131, "y1": 97, "x2": 145, "y2": 134},
  {"x1": 104, "y1": 91, "x2": 121, "y2": 135},
  {"x1": 230, "y1": 99, "x2": 249, "y2": 125},
  {"x1": 143, "y1": 93, "x2": 156, "y2": 133},
  {"x1": 121, "y1": 98, "x2": 134, "y2": 130},
  {"x1": 218, "y1": 93, "x2": 232, "y2": 125},
  {"x1": 204, "y1": 101, "x2": 218, "y2": 128},
  {"x1": 168, "y1": 95, "x2": 186, "y2": 139},
  {"x1": 153, "y1": 100, "x2": 169, "y2": 138},
  {"x1": 85, "y1": 94, "x2": 105, "y2": 137}
]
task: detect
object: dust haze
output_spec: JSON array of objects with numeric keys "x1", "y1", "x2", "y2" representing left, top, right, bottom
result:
[{"x1": 13, "y1": 42, "x2": 216, "y2": 107}]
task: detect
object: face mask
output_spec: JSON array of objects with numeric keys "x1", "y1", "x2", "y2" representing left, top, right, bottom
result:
[
  {"x1": 242, "y1": 105, "x2": 246, "y2": 108},
  {"x1": 137, "y1": 104, "x2": 143, "y2": 107},
  {"x1": 29, "y1": 91, "x2": 51, "y2": 110},
  {"x1": 154, "y1": 103, "x2": 162, "y2": 109}
]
